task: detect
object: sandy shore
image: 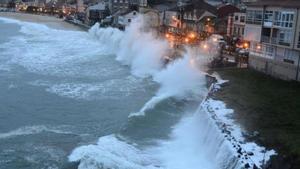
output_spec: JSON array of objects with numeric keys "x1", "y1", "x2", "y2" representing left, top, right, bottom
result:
[{"x1": 0, "y1": 12, "x2": 82, "y2": 31}]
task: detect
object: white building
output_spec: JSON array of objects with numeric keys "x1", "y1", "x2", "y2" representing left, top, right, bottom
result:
[
  {"x1": 244, "y1": 0, "x2": 300, "y2": 81},
  {"x1": 118, "y1": 10, "x2": 138, "y2": 28},
  {"x1": 228, "y1": 12, "x2": 246, "y2": 38}
]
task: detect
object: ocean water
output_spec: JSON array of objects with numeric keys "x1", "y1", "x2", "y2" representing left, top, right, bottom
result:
[{"x1": 0, "y1": 17, "x2": 245, "y2": 169}]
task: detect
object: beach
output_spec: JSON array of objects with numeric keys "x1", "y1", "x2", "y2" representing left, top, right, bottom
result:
[{"x1": 0, "y1": 12, "x2": 82, "y2": 31}]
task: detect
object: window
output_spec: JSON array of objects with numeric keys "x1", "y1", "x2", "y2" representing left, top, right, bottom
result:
[
  {"x1": 278, "y1": 29, "x2": 292, "y2": 46},
  {"x1": 284, "y1": 49, "x2": 298, "y2": 64},
  {"x1": 246, "y1": 10, "x2": 262, "y2": 24},
  {"x1": 265, "y1": 45, "x2": 274, "y2": 58},
  {"x1": 240, "y1": 16, "x2": 245, "y2": 23},
  {"x1": 235, "y1": 15, "x2": 239, "y2": 21},
  {"x1": 264, "y1": 11, "x2": 273, "y2": 22},
  {"x1": 128, "y1": 19, "x2": 131, "y2": 22},
  {"x1": 274, "y1": 11, "x2": 294, "y2": 28}
]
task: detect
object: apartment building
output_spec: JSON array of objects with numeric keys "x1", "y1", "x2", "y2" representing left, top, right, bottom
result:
[
  {"x1": 111, "y1": 0, "x2": 130, "y2": 13},
  {"x1": 244, "y1": 0, "x2": 300, "y2": 81},
  {"x1": 111, "y1": 0, "x2": 147, "y2": 13},
  {"x1": 227, "y1": 12, "x2": 246, "y2": 38}
]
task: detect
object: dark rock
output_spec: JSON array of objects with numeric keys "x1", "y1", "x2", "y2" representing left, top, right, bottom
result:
[
  {"x1": 247, "y1": 152, "x2": 254, "y2": 156},
  {"x1": 237, "y1": 148, "x2": 242, "y2": 154},
  {"x1": 253, "y1": 131, "x2": 259, "y2": 137},
  {"x1": 244, "y1": 163, "x2": 250, "y2": 168},
  {"x1": 253, "y1": 164, "x2": 259, "y2": 169}
]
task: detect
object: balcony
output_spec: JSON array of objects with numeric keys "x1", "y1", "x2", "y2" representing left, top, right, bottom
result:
[
  {"x1": 261, "y1": 36, "x2": 291, "y2": 47},
  {"x1": 262, "y1": 36, "x2": 270, "y2": 43},
  {"x1": 278, "y1": 40, "x2": 291, "y2": 47}
]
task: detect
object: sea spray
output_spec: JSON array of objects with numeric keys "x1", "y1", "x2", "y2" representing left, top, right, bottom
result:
[
  {"x1": 130, "y1": 49, "x2": 207, "y2": 117},
  {"x1": 89, "y1": 16, "x2": 207, "y2": 117},
  {"x1": 89, "y1": 16, "x2": 169, "y2": 78}
]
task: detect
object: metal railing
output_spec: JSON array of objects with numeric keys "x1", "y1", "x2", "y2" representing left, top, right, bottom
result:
[{"x1": 262, "y1": 36, "x2": 291, "y2": 46}]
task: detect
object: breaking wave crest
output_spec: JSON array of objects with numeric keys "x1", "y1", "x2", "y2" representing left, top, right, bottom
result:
[
  {"x1": 69, "y1": 135, "x2": 161, "y2": 169},
  {"x1": 0, "y1": 125, "x2": 72, "y2": 139}
]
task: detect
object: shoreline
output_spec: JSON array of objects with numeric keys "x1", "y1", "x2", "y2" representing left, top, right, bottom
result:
[{"x1": 0, "y1": 12, "x2": 82, "y2": 31}]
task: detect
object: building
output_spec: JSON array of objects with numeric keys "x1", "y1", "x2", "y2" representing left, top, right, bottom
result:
[
  {"x1": 227, "y1": 12, "x2": 246, "y2": 38},
  {"x1": 181, "y1": 0, "x2": 217, "y2": 33},
  {"x1": 110, "y1": 0, "x2": 148, "y2": 13},
  {"x1": 86, "y1": 1, "x2": 109, "y2": 25},
  {"x1": 76, "y1": 0, "x2": 85, "y2": 13},
  {"x1": 111, "y1": 0, "x2": 129, "y2": 13},
  {"x1": 215, "y1": 4, "x2": 240, "y2": 35},
  {"x1": 146, "y1": 2, "x2": 178, "y2": 32},
  {"x1": 117, "y1": 10, "x2": 138, "y2": 28},
  {"x1": 244, "y1": 0, "x2": 300, "y2": 81}
]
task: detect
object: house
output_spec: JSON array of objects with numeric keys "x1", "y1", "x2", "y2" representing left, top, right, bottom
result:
[
  {"x1": 146, "y1": 2, "x2": 178, "y2": 32},
  {"x1": 163, "y1": 7, "x2": 181, "y2": 33},
  {"x1": 227, "y1": 12, "x2": 246, "y2": 38},
  {"x1": 111, "y1": 0, "x2": 140, "y2": 13},
  {"x1": 110, "y1": 0, "x2": 149, "y2": 14},
  {"x1": 244, "y1": 0, "x2": 300, "y2": 81},
  {"x1": 142, "y1": 10, "x2": 160, "y2": 29},
  {"x1": 215, "y1": 4, "x2": 240, "y2": 35},
  {"x1": 117, "y1": 10, "x2": 138, "y2": 29},
  {"x1": 86, "y1": 1, "x2": 110, "y2": 25},
  {"x1": 76, "y1": 0, "x2": 85, "y2": 13},
  {"x1": 0, "y1": 0, "x2": 9, "y2": 7},
  {"x1": 180, "y1": 0, "x2": 217, "y2": 33}
]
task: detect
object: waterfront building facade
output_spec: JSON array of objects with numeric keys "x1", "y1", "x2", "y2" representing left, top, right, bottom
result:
[
  {"x1": 228, "y1": 12, "x2": 245, "y2": 38},
  {"x1": 244, "y1": 0, "x2": 300, "y2": 81}
]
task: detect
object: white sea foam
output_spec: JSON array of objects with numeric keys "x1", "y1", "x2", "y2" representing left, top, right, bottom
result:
[
  {"x1": 0, "y1": 125, "x2": 72, "y2": 139},
  {"x1": 0, "y1": 17, "x2": 21, "y2": 24},
  {"x1": 69, "y1": 135, "x2": 161, "y2": 169},
  {"x1": 29, "y1": 76, "x2": 146, "y2": 100},
  {"x1": 0, "y1": 19, "x2": 105, "y2": 77},
  {"x1": 202, "y1": 98, "x2": 276, "y2": 168},
  {"x1": 147, "y1": 111, "x2": 227, "y2": 169}
]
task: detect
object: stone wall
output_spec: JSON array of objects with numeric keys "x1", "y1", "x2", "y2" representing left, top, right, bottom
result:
[{"x1": 249, "y1": 55, "x2": 300, "y2": 81}]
